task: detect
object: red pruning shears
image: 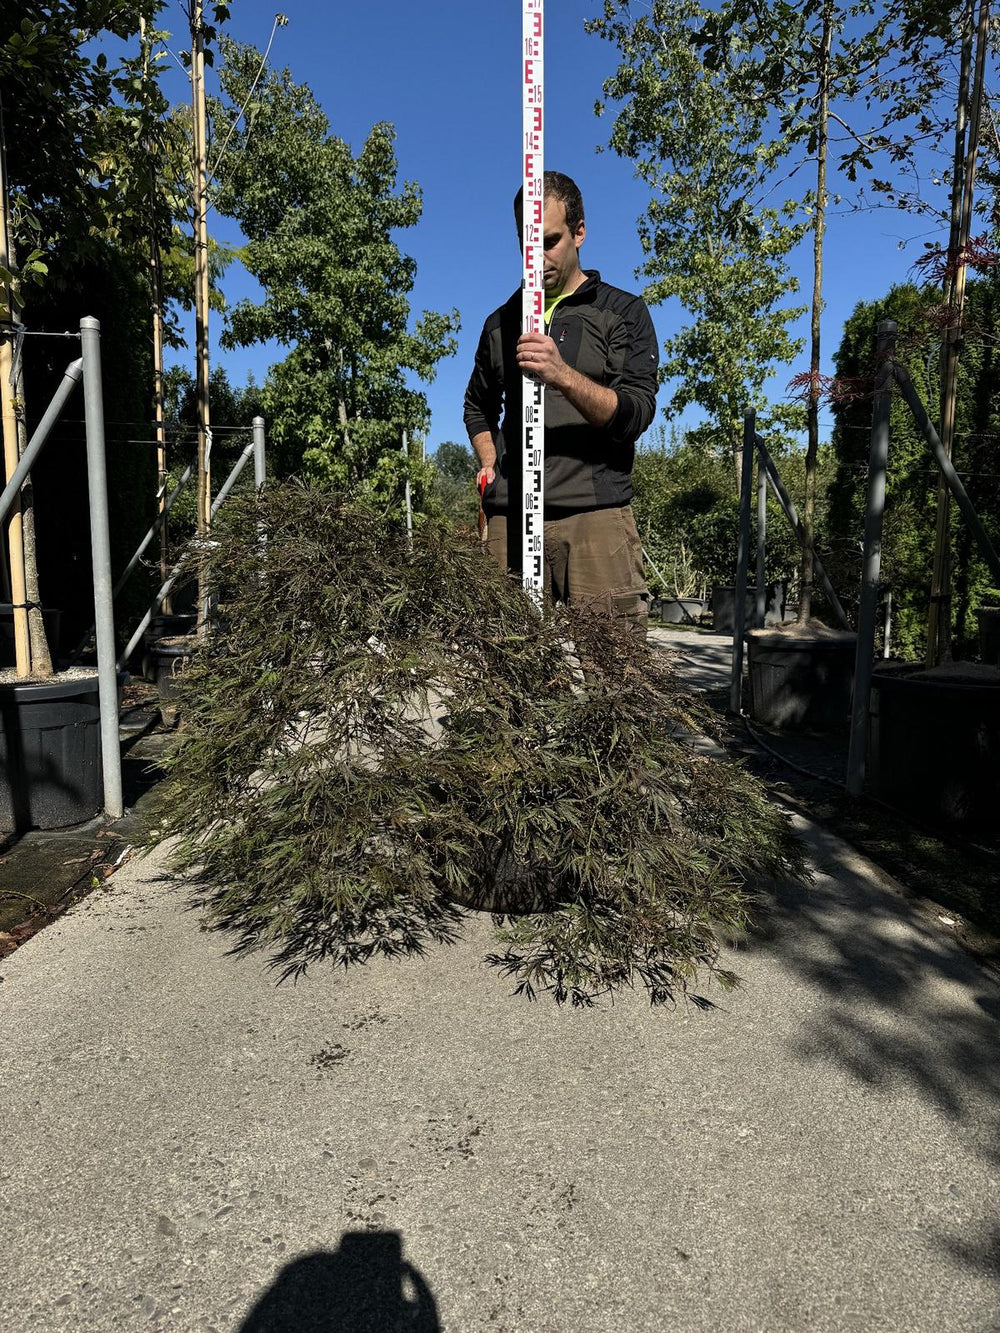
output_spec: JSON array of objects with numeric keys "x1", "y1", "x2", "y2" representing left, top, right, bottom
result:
[{"x1": 477, "y1": 471, "x2": 488, "y2": 540}]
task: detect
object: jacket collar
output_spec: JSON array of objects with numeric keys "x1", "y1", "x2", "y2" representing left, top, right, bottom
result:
[{"x1": 505, "y1": 269, "x2": 601, "y2": 309}]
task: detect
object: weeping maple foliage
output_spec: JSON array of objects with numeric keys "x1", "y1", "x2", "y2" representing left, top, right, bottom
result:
[{"x1": 144, "y1": 484, "x2": 803, "y2": 1007}]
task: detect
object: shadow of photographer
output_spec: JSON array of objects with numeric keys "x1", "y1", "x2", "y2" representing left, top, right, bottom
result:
[{"x1": 236, "y1": 1231, "x2": 441, "y2": 1332}]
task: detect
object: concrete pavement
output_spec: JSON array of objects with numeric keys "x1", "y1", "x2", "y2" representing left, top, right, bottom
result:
[{"x1": 1, "y1": 630, "x2": 998, "y2": 1332}]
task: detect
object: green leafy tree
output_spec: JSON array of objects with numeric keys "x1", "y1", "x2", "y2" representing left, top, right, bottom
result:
[
  {"x1": 693, "y1": 0, "x2": 988, "y2": 623},
  {"x1": 430, "y1": 440, "x2": 479, "y2": 528},
  {"x1": 1, "y1": 1, "x2": 162, "y2": 674},
  {"x1": 211, "y1": 40, "x2": 460, "y2": 501},
  {"x1": 632, "y1": 431, "x2": 811, "y2": 598},
  {"x1": 0, "y1": 2, "x2": 163, "y2": 283},
  {"x1": 586, "y1": 0, "x2": 808, "y2": 491},
  {"x1": 828, "y1": 278, "x2": 1000, "y2": 660}
]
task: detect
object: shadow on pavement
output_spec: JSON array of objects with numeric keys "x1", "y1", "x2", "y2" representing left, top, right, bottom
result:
[
  {"x1": 236, "y1": 1232, "x2": 441, "y2": 1332},
  {"x1": 743, "y1": 817, "x2": 1000, "y2": 1278}
]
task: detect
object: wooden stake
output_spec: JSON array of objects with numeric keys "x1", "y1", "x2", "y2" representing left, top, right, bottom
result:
[
  {"x1": 142, "y1": 15, "x2": 171, "y2": 614},
  {"x1": 0, "y1": 114, "x2": 30, "y2": 677}
]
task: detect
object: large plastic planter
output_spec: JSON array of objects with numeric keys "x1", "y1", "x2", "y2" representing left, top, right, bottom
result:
[
  {"x1": 868, "y1": 665, "x2": 1000, "y2": 828},
  {"x1": 0, "y1": 673, "x2": 102, "y2": 833},
  {"x1": 747, "y1": 629, "x2": 857, "y2": 731},
  {"x1": 712, "y1": 582, "x2": 787, "y2": 634},
  {"x1": 142, "y1": 614, "x2": 197, "y2": 681},
  {"x1": 148, "y1": 636, "x2": 195, "y2": 703},
  {"x1": 659, "y1": 597, "x2": 706, "y2": 625}
]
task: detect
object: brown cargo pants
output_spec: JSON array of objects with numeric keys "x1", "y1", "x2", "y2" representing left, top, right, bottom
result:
[{"x1": 483, "y1": 506, "x2": 649, "y2": 633}]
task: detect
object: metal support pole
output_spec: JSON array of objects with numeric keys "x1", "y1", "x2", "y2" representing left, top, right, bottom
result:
[
  {"x1": 252, "y1": 416, "x2": 266, "y2": 490},
  {"x1": 0, "y1": 357, "x2": 83, "y2": 527},
  {"x1": 118, "y1": 564, "x2": 184, "y2": 672},
  {"x1": 80, "y1": 317, "x2": 123, "y2": 820},
  {"x1": 755, "y1": 445, "x2": 767, "y2": 628},
  {"x1": 210, "y1": 442, "x2": 253, "y2": 517},
  {"x1": 756, "y1": 435, "x2": 851, "y2": 630},
  {"x1": 642, "y1": 544, "x2": 669, "y2": 594},
  {"x1": 113, "y1": 463, "x2": 192, "y2": 599},
  {"x1": 894, "y1": 363, "x2": 1000, "y2": 588},
  {"x1": 120, "y1": 441, "x2": 261, "y2": 670},
  {"x1": 68, "y1": 461, "x2": 194, "y2": 662},
  {"x1": 847, "y1": 320, "x2": 896, "y2": 798},
  {"x1": 730, "y1": 410, "x2": 756, "y2": 714}
]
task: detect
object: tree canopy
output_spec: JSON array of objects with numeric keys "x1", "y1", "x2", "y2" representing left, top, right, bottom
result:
[{"x1": 212, "y1": 40, "x2": 460, "y2": 492}]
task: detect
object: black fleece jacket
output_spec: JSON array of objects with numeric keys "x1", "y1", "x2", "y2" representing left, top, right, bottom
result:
[{"x1": 463, "y1": 270, "x2": 658, "y2": 517}]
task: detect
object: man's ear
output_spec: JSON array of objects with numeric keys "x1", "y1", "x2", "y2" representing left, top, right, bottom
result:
[{"x1": 574, "y1": 220, "x2": 586, "y2": 251}]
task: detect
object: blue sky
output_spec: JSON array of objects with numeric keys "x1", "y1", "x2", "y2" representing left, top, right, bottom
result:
[{"x1": 150, "y1": 0, "x2": 963, "y2": 454}]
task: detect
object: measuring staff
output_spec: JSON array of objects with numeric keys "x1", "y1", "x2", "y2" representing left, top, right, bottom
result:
[{"x1": 465, "y1": 162, "x2": 660, "y2": 631}]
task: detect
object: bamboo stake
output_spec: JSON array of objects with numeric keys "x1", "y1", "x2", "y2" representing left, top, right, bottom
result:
[
  {"x1": 142, "y1": 15, "x2": 171, "y2": 613},
  {"x1": 0, "y1": 110, "x2": 29, "y2": 677}
]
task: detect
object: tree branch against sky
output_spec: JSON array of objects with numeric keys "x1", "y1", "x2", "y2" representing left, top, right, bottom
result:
[
  {"x1": 587, "y1": 0, "x2": 808, "y2": 492},
  {"x1": 210, "y1": 39, "x2": 459, "y2": 493}
]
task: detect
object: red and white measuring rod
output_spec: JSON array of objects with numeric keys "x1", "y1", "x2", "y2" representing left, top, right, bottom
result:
[{"x1": 522, "y1": 0, "x2": 544, "y2": 604}]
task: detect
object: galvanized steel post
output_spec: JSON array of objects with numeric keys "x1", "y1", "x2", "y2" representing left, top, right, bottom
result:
[
  {"x1": 0, "y1": 358, "x2": 82, "y2": 528},
  {"x1": 80, "y1": 317, "x2": 123, "y2": 820},
  {"x1": 252, "y1": 416, "x2": 266, "y2": 490}
]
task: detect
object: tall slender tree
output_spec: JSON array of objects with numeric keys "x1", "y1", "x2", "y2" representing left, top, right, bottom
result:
[
  {"x1": 1, "y1": 2, "x2": 160, "y2": 675},
  {"x1": 211, "y1": 41, "x2": 458, "y2": 494},
  {"x1": 587, "y1": 0, "x2": 807, "y2": 494}
]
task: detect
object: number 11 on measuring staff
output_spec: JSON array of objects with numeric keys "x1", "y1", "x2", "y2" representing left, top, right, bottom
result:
[{"x1": 522, "y1": 0, "x2": 544, "y2": 605}]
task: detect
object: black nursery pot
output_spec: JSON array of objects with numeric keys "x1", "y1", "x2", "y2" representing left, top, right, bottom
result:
[
  {"x1": 712, "y1": 582, "x2": 787, "y2": 633},
  {"x1": 147, "y1": 636, "x2": 195, "y2": 703},
  {"x1": 868, "y1": 665, "x2": 1000, "y2": 829},
  {"x1": 0, "y1": 673, "x2": 102, "y2": 833},
  {"x1": 747, "y1": 630, "x2": 857, "y2": 731},
  {"x1": 142, "y1": 615, "x2": 197, "y2": 681}
]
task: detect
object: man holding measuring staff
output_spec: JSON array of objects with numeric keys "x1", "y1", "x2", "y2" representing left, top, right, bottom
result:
[{"x1": 463, "y1": 171, "x2": 659, "y2": 632}]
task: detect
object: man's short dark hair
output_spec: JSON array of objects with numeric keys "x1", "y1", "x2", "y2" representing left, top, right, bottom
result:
[{"x1": 513, "y1": 171, "x2": 585, "y2": 233}]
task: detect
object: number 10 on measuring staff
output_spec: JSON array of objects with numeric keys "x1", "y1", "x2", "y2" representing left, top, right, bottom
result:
[{"x1": 522, "y1": 0, "x2": 544, "y2": 604}]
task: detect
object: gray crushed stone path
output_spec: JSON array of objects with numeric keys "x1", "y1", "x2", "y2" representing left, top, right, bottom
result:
[{"x1": 2, "y1": 633, "x2": 998, "y2": 1333}]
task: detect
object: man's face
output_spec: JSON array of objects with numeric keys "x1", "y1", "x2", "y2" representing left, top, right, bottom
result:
[{"x1": 518, "y1": 196, "x2": 586, "y2": 296}]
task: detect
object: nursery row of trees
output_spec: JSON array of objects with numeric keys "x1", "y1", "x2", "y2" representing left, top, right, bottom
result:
[
  {"x1": 1, "y1": 3, "x2": 456, "y2": 660},
  {"x1": 3, "y1": 2, "x2": 999, "y2": 666},
  {"x1": 586, "y1": 0, "x2": 1000, "y2": 658}
]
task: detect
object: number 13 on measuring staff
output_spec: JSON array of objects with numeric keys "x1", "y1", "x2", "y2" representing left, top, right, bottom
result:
[{"x1": 522, "y1": 0, "x2": 544, "y2": 604}]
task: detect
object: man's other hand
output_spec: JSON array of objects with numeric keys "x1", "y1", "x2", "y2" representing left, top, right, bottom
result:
[
  {"x1": 476, "y1": 465, "x2": 495, "y2": 493},
  {"x1": 516, "y1": 331, "x2": 568, "y2": 388}
]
